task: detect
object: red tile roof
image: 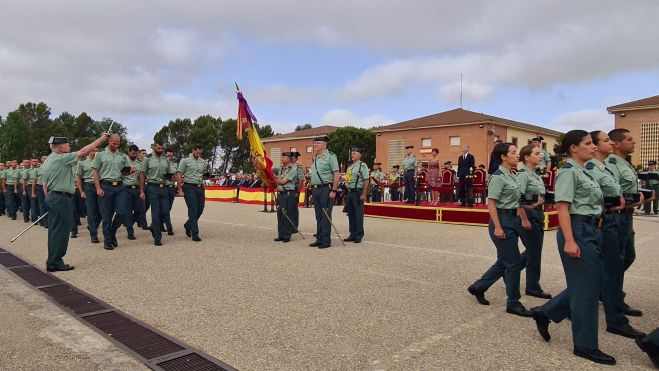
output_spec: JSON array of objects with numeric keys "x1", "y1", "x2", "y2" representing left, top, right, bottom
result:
[
  {"x1": 262, "y1": 125, "x2": 339, "y2": 142},
  {"x1": 607, "y1": 94, "x2": 659, "y2": 112}
]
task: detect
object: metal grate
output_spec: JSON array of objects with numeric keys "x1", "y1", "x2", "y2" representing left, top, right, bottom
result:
[
  {"x1": 84, "y1": 312, "x2": 184, "y2": 359},
  {"x1": 11, "y1": 266, "x2": 62, "y2": 287},
  {"x1": 0, "y1": 253, "x2": 29, "y2": 268},
  {"x1": 157, "y1": 353, "x2": 230, "y2": 371},
  {"x1": 40, "y1": 285, "x2": 108, "y2": 314}
]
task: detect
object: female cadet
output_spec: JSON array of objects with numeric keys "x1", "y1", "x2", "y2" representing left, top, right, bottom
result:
[
  {"x1": 587, "y1": 131, "x2": 645, "y2": 339},
  {"x1": 467, "y1": 143, "x2": 531, "y2": 317},
  {"x1": 516, "y1": 144, "x2": 551, "y2": 299},
  {"x1": 530, "y1": 130, "x2": 615, "y2": 365}
]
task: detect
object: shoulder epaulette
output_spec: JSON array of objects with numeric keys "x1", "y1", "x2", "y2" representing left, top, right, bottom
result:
[
  {"x1": 585, "y1": 162, "x2": 595, "y2": 170},
  {"x1": 492, "y1": 169, "x2": 503, "y2": 175},
  {"x1": 518, "y1": 168, "x2": 526, "y2": 173},
  {"x1": 146, "y1": 153, "x2": 153, "y2": 158},
  {"x1": 562, "y1": 163, "x2": 573, "y2": 168},
  {"x1": 608, "y1": 157, "x2": 617, "y2": 164}
]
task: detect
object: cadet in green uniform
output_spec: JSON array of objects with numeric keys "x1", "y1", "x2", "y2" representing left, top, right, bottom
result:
[
  {"x1": 308, "y1": 136, "x2": 340, "y2": 249},
  {"x1": 3, "y1": 160, "x2": 19, "y2": 220},
  {"x1": 531, "y1": 130, "x2": 615, "y2": 365},
  {"x1": 515, "y1": 145, "x2": 551, "y2": 299},
  {"x1": 140, "y1": 141, "x2": 172, "y2": 246},
  {"x1": 586, "y1": 130, "x2": 645, "y2": 339},
  {"x1": 643, "y1": 160, "x2": 659, "y2": 214},
  {"x1": 19, "y1": 160, "x2": 32, "y2": 222},
  {"x1": 162, "y1": 149, "x2": 177, "y2": 235},
  {"x1": 290, "y1": 152, "x2": 304, "y2": 230},
  {"x1": 177, "y1": 145, "x2": 206, "y2": 242},
  {"x1": 42, "y1": 134, "x2": 108, "y2": 272},
  {"x1": 343, "y1": 147, "x2": 370, "y2": 243},
  {"x1": 389, "y1": 165, "x2": 401, "y2": 201},
  {"x1": 35, "y1": 156, "x2": 49, "y2": 227},
  {"x1": 0, "y1": 163, "x2": 5, "y2": 215},
  {"x1": 28, "y1": 158, "x2": 41, "y2": 223},
  {"x1": 402, "y1": 145, "x2": 418, "y2": 204},
  {"x1": 273, "y1": 152, "x2": 300, "y2": 243},
  {"x1": 370, "y1": 162, "x2": 384, "y2": 202},
  {"x1": 93, "y1": 134, "x2": 132, "y2": 250},
  {"x1": 76, "y1": 150, "x2": 101, "y2": 242},
  {"x1": 606, "y1": 128, "x2": 644, "y2": 316},
  {"x1": 112, "y1": 145, "x2": 143, "y2": 241},
  {"x1": 468, "y1": 143, "x2": 531, "y2": 317},
  {"x1": 531, "y1": 137, "x2": 552, "y2": 171}
]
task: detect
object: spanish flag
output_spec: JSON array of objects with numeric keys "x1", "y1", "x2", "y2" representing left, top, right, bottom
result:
[{"x1": 236, "y1": 85, "x2": 276, "y2": 191}]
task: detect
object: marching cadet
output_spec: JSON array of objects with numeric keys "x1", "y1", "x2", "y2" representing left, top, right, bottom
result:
[
  {"x1": 0, "y1": 162, "x2": 5, "y2": 216},
  {"x1": 177, "y1": 145, "x2": 206, "y2": 242},
  {"x1": 93, "y1": 133, "x2": 132, "y2": 250},
  {"x1": 19, "y1": 159, "x2": 32, "y2": 222},
  {"x1": 370, "y1": 162, "x2": 384, "y2": 202},
  {"x1": 606, "y1": 128, "x2": 645, "y2": 316},
  {"x1": 3, "y1": 160, "x2": 19, "y2": 220},
  {"x1": 389, "y1": 165, "x2": 401, "y2": 201},
  {"x1": 343, "y1": 147, "x2": 370, "y2": 243},
  {"x1": 76, "y1": 149, "x2": 101, "y2": 242},
  {"x1": 530, "y1": 130, "x2": 615, "y2": 365},
  {"x1": 140, "y1": 141, "x2": 172, "y2": 246},
  {"x1": 112, "y1": 145, "x2": 143, "y2": 241},
  {"x1": 35, "y1": 156, "x2": 49, "y2": 228},
  {"x1": 273, "y1": 152, "x2": 300, "y2": 243},
  {"x1": 531, "y1": 136, "x2": 552, "y2": 171},
  {"x1": 42, "y1": 134, "x2": 108, "y2": 272},
  {"x1": 467, "y1": 143, "x2": 531, "y2": 317},
  {"x1": 28, "y1": 158, "x2": 41, "y2": 224},
  {"x1": 515, "y1": 145, "x2": 551, "y2": 299},
  {"x1": 643, "y1": 160, "x2": 659, "y2": 214},
  {"x1": 163, "y1": 149, "x2": 177, "y2": 235},
  {"x1": 402, "y1": 145, "x2": 418, "y2": 204},
  {"x1": 290, "y1": 151, "x2": 304, "y2": 230},
  {"x1": 308, "y1": 136, "x2": 340, "y2": 249}
]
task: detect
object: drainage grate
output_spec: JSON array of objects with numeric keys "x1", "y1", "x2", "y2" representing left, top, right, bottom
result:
[
  {"x1": 84, "y1": 311, "x2": 184, "y2": 359},
  {"x1": 0, "y1": 253, "x2": 29, "y2": 267},
  {"x1": 11, "y1": 266, "x2": 63, "y2": 287},
  {"x1": 40, "y1": 285, "x2": 108, "y2": 315},
  {"x1": 156, "y1": 353, "x2": 230, "y2": 371}
]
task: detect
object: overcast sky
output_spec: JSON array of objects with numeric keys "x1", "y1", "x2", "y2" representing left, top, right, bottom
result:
[{"x1": 2, "y1": 0, "x2": 658, "y2": 149}]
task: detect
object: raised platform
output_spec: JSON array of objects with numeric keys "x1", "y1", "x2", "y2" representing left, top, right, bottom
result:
[{"x1": 364, "y1": 202, "x2": 558, "y2": 230}]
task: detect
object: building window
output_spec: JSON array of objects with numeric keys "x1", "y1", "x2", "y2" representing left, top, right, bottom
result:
[
  {"x1": 640, "y1": 122, "x2": 659, "y2": 166},
  {"x1": 449, "y1": 136, "x2": 460, "y2": 146},
  {"x1": 511, "y1": 137, "x2": 518, "y2": 146},
  {"x1": 493, "y1": 135, "x2": 500, "y2": 143},
  {"x1": 306, "y1": 145, "x2": 313, "y2": 153},
  {"x1": 271, "y1": 148, "x2": 281, "y2": 168},
  {"x1": 421, "y1": 138, "x2": 432, "y2": 147},
  {"x1": 387, "y1": 139, "x2": 404, "y2": 170},
  {"x1": 290, "y1": 147, "x2": 297, "y2": 152}
]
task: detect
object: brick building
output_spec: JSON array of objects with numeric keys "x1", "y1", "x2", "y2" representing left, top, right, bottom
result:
[
  {"x1": 262, "y1": 125, "x2": 338, "y2": 170},
  {"x1": 607, "y1": 94, "x2": 659, "y2": 166},
  {"x1": 372, "y1": 108, "x2": 561, "y2": 171}
]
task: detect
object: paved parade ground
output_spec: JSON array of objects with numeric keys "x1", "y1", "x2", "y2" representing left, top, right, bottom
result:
[{"x1": 1, "y1": 201, "x2": 657, "y2": 370}]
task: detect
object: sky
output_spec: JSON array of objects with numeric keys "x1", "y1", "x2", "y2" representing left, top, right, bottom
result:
[{"x1": 2, "y1": 0, "x2": 659, "y2": 149}]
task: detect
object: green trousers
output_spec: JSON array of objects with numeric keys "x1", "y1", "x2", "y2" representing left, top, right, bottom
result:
[
  {"x1": 45, "y1": 193, "x2": 74, "y2": 268},
  {"x1": 518, "y1": 208, "x2": 545, "y2": 292},
  {"x1": 346, "y1": 190, "x2": 365, "y2": 241},
  {"x1": 277, "y1": 191, "x2": 297, "y2": 239}
]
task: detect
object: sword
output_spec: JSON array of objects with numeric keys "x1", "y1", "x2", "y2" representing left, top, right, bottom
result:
[
  {"x1": 322, "y1": 207, "x2": 345, "y2": 246},
  {"x1": 105, "y1": 120, "x2": 115, "y2": 135},
  {"x1": 10, "y1": 212, "x2": 48, "y2": 242},
  {"x1": 277, "y1": 207, "x2": 305, "y2": 240}
]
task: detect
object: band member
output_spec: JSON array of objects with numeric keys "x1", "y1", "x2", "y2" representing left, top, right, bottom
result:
[
  {"x1": 370, "y1": 162, "x2": 384, "y2": 202},
  {"x1": 93, "y1": 134, "x2": 132, "y2": 250},
  {"x1": 468, "y1": 142, "x2": 532, "y2": 317},
  {"x1": 308, "y1": 136, "x2": 339, "y2": 249},
  {"x1": 530, "y1": 130, "x2": 615, "y2": 365},
  {"x1": 516, "y1": 144, "x2": 551, "y2": 299},
  {"x1": 344, "y1": 147, "x2": 370, "y2": 243},
  {"x1": 42, "y1": 134, "x2": 108, "y2": 272},
  {"x1": 403, "y1": 145, "x2": 417, "y2": 204},
  {"x1": 606, "y1": 128, "x2": 646, "y2": 315},
  {"x1": 76, "y1": 149, "x2": 101, "y2": 242},
  {"x1": 457, "y1": 145, "x2": 475, "y2": 207},
  {"x1": 273, "y1": 152, "x2": 300, "y2": 243},
  {"x1": 643, "y1": 160, "x2": 659, "y2": 214},
  {"x1": 113, "y1": 145, "x2": 144, "y2": 240},
  {"x1": 177, "y1": 145, "x2": 206, "y2": 242},
  {"x1": 585, "y1": 130, "x2": 644, "y2": 339},
  {"x1": 140, "y1": 141, "x2": 172, "y2": 246},
  {"x1": 389, "y1": 165, "x2": 401, "y2": 201}
]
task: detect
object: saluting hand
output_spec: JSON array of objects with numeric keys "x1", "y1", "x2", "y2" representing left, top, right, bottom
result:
[{"x1": 564, "y1": 241, "x2": 581, "y2": 259}]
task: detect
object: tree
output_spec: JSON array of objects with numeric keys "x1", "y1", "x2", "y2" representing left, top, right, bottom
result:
[
  {"x1": 189, "y1": 115, "x2": 221, "y2": 168},
  {"x1": 0, "y1": 102, "x2": 52, "y2": 160},
  {"x1": 215, "y1": 119, "x2": 275, "y2": 174},
  {"x1": 294, "y1": 123, "x2": 313, "y2": 131},
  {"x1": 328, "y1": 127, "x2": 376, "y2": 169},
  {"x1": 153, "y1": 118, "x2": 192, "y2": 160}
]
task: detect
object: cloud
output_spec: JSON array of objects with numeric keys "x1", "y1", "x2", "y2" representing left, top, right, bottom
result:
[
  {"x1": 248, "y1": 85, "x2": 322, "y2": 105},
  {"x1": 439, "y1": 81, "x2": 493, "y2": 103},
  {"x1": 550, "y1": 109, "x2": 613, "y2": 132},
  {"x1": 321, "y1": 109, "x2": 393, "y2": 127}
]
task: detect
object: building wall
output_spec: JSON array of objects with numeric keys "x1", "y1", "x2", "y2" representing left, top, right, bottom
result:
[
  {"x1": 263, "y1": 138, "x2": 316, "y2": 170},
  {"x1": 613, "y1": 108, "x2": 659, "y2": 166},
  {"x1": 505, "y1": 127, "x2": 560, "y2": 154}
]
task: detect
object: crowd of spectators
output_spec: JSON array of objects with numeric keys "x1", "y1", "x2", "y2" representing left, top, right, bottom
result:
[{"x1": 207, "y1": 173, "x2": 263, "y2": 188}]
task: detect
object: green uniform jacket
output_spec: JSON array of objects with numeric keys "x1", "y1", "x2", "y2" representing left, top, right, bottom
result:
[
  {"x1": 92, "y1": 148, "x2": 130, "y2": 182},
  {"x1": 555, "y1": 159, "x2": 603, "y2": 216},
  {"x1": 143, "y1": 153, "x2": 171, "y2": 183},
  {"x1": 177, "y1": 154, "x2": 206, "y2": 184},
  {"x1": 75, "y1": 158, "x2": 95, "y2": 183},
  {"x1": 310, "y1": 149, "x2": 339, "y2": 185},
  {"x1": 605, "y1": 154, "x2": 638, "y2": 193},
  {"x1": 487, "y1": 166, "x2": 520, "y2": 209},
  {"x1": 347, "y1": 161, "x2": 370, "y2": 189},
  {"x1": 516, "y1": 164, "x2": 546, "y2": 200},
  {"x1": 584, "y1": 159, "x2": 621, "y2": 198},
  {"x1": 43, "y1": 152, "x2": 79, "y2": 194}
]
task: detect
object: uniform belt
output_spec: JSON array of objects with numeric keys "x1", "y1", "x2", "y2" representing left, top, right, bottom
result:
[
  {"x1": 405, "y1": 169, "x2": 415, "y2": 172},
  {"x1": 101, "y1": 180, "x2": 122, "y2": 186},
  {"x1": 279, "y1": 190, "x2": 296, "y2": 194},
  {"x1": 49, "y1": 190, "x2": 74, "y2": 198},
  {"x1": 496, "y1": 208, "x2": 517, "y2": 215},
  {"x1": 604, "y1": 209, "x2": 621, "y2": 214},
  {"x1": 184, "y1": 182, "x2": 204, "y2": 188},
  {"x1": 127, "y1": 185, "x2": 139, "y2": 189},
  {"x1": 311, "y1": 184, "x2": 331, "y2": 189},
  {"x1": 84, "y1": 181, "x2": 95, "y2": 185},
  {"x1": 167, "y1": 184, "x2": 176, "y2": 188},
  {"x1": 571, "y1": 214, "x2": 601, "y2": 224},
  {"x1": 148, "y1": 182, "x2": 165, "y2": 188},
  {"x1": 348, "y1": 188, "x2": 363, "y2": 192}
]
